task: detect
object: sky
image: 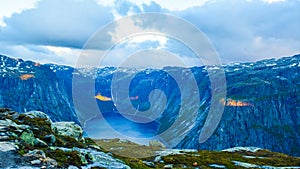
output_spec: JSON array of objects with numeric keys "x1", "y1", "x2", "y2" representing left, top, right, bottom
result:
[{"x1": 0, "y1": 0, "x2": 299, "y2": 67}]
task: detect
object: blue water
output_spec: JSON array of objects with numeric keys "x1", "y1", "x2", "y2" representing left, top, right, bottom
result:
[{"x1": 83, "y1": 112, "x2": 160, "y2": 144}]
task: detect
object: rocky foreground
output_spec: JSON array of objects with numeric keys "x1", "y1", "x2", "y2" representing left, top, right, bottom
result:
[{"x1": 1, "y1": 108, "x2": 300, "y2": 169}]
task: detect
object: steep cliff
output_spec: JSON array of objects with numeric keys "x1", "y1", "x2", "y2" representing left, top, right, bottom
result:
[
  {"x1": 0, "y1": 54, "x2": 299, "y2": 156},
  {"x1": 177, "y1": 55, "x2": 300, "y2": 156},
  {"x1": 0, "y1": 55, "x2": 77, "y2": 122}
]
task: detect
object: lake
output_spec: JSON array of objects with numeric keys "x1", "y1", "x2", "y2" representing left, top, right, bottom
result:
[{"x1": 83, "y1": 111, "x2": 161, "y2": 145}]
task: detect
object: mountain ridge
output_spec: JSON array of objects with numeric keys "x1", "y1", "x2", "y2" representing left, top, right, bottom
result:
[{"x1": 0, "y1": 54, "x2": 299, "y2": 156}]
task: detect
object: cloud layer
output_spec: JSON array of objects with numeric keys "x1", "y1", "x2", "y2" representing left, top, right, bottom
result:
[{"x1": 0, "y1": 0, "x2": 299, "y2": 66}]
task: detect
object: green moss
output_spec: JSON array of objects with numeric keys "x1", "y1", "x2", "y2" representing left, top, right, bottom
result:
[
  {"x1": 85, "y1": 137, "x2": 97, "y2": 146},
  {"x1": 16, "y1": 115, "x2": 53, "y2": 139},
  {"x1": 120, "y1": 158, "x2": 151, "y2": 169},
  {"x1": 20, "y1": 130, "x2": 35, "y2": 146},
  {"x1": 17, "y1": 143, "x2": 35, "y2": 156},
  {"x1": 54, "y1": 135, "x2": 85, "y2": 148},
  {"x1": 46, "y1": 149, "x2": 83, "y2": 167}
]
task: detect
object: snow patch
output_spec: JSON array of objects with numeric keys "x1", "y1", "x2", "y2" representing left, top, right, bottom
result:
[{"x1": 222, "y1": 147, "x2": 261, "y2": 153}]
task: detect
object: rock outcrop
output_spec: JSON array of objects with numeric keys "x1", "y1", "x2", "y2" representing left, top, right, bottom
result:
[
  {"x1": 0, "y1": 108, "x2": 130, "y2": 168},
  {"x1": 1, "y1": 108, "x2": 300, "y2": 168},
  {"x1": 52, "y1": 122, "x2": 83, "y2": 141}
]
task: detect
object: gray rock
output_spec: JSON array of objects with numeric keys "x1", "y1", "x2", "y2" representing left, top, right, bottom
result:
[
  {"x1": 9, "y1": 111, "x2": 20, "y2": 120},
  {"x1": 57, "y1": 147, "x2": 130, "y2": 169},
  {"x1": 0, "y1": 126, "x2": 8, "y2": 132},
  {"x1": 24, "y1": 149, "x2": 46, "y2": 159},
  {"x1": 143, "y1": 161, "x2": 155, "y2": 168},
  {"x1": 0, "y1": 109, "x2": 19, "y2": 120},
  {"x1": 17, "y1": 166, "x2": 40, "y2": 169},
  {"x1": 25, "y1": 111, "x2": 52, "y2": 122},
  {"x1": 43, "y1": 157, "x2": 58, "y2": 166},
  {"x1": 209, "y1": 164, "x2": 226, "y2": 168},
  {"x1": 68, "y1": 165, "x2": 79, "y2": 169},
  {"x1": 34, "y1": 138, "x2": 48, "y2": 147},
  {"x1": 0, "y1": 119, "x2": 29, "y2": 131},
  {"x1": 52, "y1": 122, "x2": 83, "y2": 141},
  {"x1": 88, "y1": 144, "x2": 102, "y2": 151},
  {"x1": 44, "y1": 134, "x2": 56, "y2": 144},
  {"x1": 30, "y1": 159, "x2": 41, "y2": 165},
  {"x1": 0, "y1": 108, "x2": 10, "y2": 113},
  {"x1": 222, "y1": 147, "x2": 261, "y2": 153},
  {"x1": 0, "y1": 142, "x2": 18, "y2": 152},
  {"x1": 0, "y1": 135, "x2": 9, "y2": 141},
  {"x1": 8, "y1": 132, "x2": 18, "y2": 139},
  {"x1": 153, "y1": 155, "x2": 162, "y2": 163},
  {"x1": 156, "y1": 149, "x2": 197, "y2": 157},
  {"x1": 164, "y1": 164, "x2": 173, "y2": 169}
]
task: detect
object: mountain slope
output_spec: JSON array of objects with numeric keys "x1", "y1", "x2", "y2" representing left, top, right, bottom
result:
[
  {"x1": 0, "y1": 54, "x2": 299, "y2": 156},
  {"x1": 0, "y1": 55, "x2": 77, "y2": 122}
]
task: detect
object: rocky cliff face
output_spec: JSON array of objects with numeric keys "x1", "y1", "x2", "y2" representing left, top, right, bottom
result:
[
  {"x1": 0, "y1": 54, "x2": 299, "y2": 156},
  {"x1": 0, "y1": 55, "x2": 77, "y2": 122},
  {"x1": 177, "y1": 55, "x2": 300, "y2": 156}
]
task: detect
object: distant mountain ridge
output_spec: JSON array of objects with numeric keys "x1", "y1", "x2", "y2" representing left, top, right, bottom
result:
[{"x1": 0, "y1": 54, "x2": 299, "y2": 156}]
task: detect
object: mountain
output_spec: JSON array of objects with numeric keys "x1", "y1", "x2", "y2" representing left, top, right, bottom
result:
[
  {"x1": 0, "y1": 55, "x2": 77, "y2": 122},
  {"x1": 0, "y1": 54, "x2": 299, "y2": 156}
]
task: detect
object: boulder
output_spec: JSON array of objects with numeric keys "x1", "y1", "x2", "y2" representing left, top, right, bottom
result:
[
  {"x1": 24, "y1": 149, "x2": 46, "y2": 159},
  {"x1": 43, "y1": 157, "x2": 58, "y2": 166},
  {"x1": 44, "y1": 134, "x2": 56, "y2": 145},
  {"x1": 24, "y1": 111, "x2": 52, "y2": 123},
  {"x1": 0, "y1": 108, "x2": 10, "y2": 113},
  {"x1": 0, "y1": 119, "x2": 30, "y2": 132},
  {"x1": 88, "y1": 144, "x2": 102, "y2": 151},
  {"x1": 0, "y1": 135, "x2": 9, "y2": 141},
  {"x1": 8, "y1": 131, "x2": 18, "y2": 139},
  {"x1": 164, "y1": 164, "x2": 173, "y2": 169},
  {"x1": 0, "y1": 142, "x2": 18, "y2": 152},
  {"x1": 34, "y1": 138, "x2": 48, "y2": 147},
  {"x1": 0, "y1": 108, "x2": 15, "y2": 120},
  {"x1": 0, "y1": 109, "x2": 19, "y2": 120},
  {"x1": 68, "y1": 165, "x2": 79, "y2": 169},
  {"x1": 52, "y1": 122, "x2": 83, "y2": 141},
  {"x1": 30, "y1": 159, "x2": 41, "y2": 165},
  {"x1": 143, "y1": 161, "x2": 155, "y2": 168},
  {"x1": 153, "y1": 155, "x2": 162, "y2": 163},
  {"x1": 0, "y1": 126, "x2": 8, "y2": 132}
]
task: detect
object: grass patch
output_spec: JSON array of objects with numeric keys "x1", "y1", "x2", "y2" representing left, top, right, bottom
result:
[{"x1": 94, "y1": 139, "x2": 161, "y2": 158}]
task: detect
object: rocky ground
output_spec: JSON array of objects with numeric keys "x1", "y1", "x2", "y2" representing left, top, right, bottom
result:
[
  {"x1": 0, "y1": 108, "x2": 300, "y2": 169},
  {"x1": 0, "y1": 108, "x2": 129, "y2": 169}
]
